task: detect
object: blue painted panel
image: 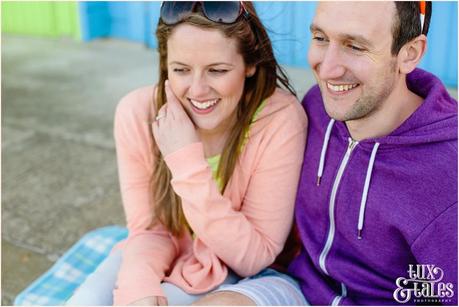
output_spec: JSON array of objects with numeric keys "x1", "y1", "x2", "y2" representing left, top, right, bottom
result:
[
  {"x1": 78, "y1": 2, "x2": 109, "y2": 41},
  {"x1": 144, "y1": 1, "x2": 161, "y2": 49},
  {"x1": 108, "y1": 2, "x2": 146, "y2": 42},
  {"x1": 78, "y1": 1, "x2": 160, "y2": 46},
  {"x1": 256, "y1": 1, "x2": 457, "y2": 87},
  {"x1": 255, "y1": 1, "x2": 316, "y2": 68},
  {"x1": 78, "y1": 1, "x2": 457, "y2": 87},
  {"x1": 419, "y1": 1, "x2": 458, "y2": 87}
]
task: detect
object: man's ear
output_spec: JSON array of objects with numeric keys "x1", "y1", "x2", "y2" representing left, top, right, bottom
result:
[{"x1": 398, "y1": 35, "x2": 427, "y2": 74}]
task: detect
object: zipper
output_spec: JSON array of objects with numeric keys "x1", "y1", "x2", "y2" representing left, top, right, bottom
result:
[
  {"x1": 331, "y1": 283, "x2": 348, "y2": 305},
  {"x1": 318, "y1": 138, "x2": 357, "y2": 304}
]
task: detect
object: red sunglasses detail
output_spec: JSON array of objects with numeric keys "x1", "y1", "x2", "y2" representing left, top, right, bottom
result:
[{"x1": 420, "y1": 1, "x2": 426, "y2": 34}]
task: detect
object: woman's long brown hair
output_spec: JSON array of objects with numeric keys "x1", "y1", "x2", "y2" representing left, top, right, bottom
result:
[{"x1": 151, "y1": 2, "x2": 296, "y2": 236}]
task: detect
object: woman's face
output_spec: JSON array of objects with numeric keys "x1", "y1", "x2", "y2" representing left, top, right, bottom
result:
[{"x1": 167, "y1": 24, "x2": 255, "y2": 136}]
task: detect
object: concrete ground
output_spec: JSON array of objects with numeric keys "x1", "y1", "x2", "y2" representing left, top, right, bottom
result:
[{"x1": 1, "y1": 35, "x2": 457, "y2": 305}]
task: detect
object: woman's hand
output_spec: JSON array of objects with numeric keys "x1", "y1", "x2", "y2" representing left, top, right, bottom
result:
[
  {"x1": 152, "y1": 80, "x2": 200, "y2": 157},
  {"x1": 129, "y1": 296, "x2": 168, "y2": 306}
]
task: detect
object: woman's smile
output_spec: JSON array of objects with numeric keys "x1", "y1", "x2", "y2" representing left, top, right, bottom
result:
[{"x1": 188, "y1": 97, "x2": 221, "y2": 114}]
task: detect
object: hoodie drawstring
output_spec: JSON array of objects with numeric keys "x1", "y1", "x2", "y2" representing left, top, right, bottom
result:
[
  {"x1": 317, "y1": 119, "x2": 335, "y2": 186},
  {"x1": 316, "y1": 120, "x2": 380, "y2": 239},
  {"x1": 357, "y1": 142, "x2": 380, "y2": 239}
]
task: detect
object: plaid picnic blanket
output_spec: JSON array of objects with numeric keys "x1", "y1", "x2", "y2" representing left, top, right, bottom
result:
[{"x1": 14, "y1": 225, "x2": 128, "y2": 306}]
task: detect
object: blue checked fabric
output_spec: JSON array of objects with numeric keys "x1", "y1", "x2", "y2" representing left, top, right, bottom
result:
[{"x1": 14, "y1": 225, "x2": 128, "y2": 306}]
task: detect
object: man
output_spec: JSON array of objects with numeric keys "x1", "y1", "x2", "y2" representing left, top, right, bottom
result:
[
  {"x1": 288, "y1": 1, "x2": 457, "y2": 305},
  {"x1": 193, "y1": 1, "x2": 457, "y2": 305}
]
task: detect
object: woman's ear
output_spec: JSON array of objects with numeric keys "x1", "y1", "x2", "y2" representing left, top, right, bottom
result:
[
  {"x1": 246, "y1": 66, "x2": 256, "y2": 78},
  {"x1": 398, "y1": 35, "x2": 427, "y2": 75}
]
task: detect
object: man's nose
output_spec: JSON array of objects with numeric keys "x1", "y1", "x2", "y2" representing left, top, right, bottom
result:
[{"x1": 317, "y1": 44, "x2": 346, "y2": 80}]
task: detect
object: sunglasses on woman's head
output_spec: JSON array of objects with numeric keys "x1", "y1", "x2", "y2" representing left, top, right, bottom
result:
[{"x1": 160, "y1": 1, "x2": 249, "y2": 25}]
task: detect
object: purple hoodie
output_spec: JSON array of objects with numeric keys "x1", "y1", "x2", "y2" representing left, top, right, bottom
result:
[{"x1": 289, "y1": 68, "x2": 458, "y2": 305}]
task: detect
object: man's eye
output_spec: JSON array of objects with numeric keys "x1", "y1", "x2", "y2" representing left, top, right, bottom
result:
[
  {"x1": 312, "y1": 36, "x2": 326, "y2": 42},
  {"x1": 348, "y1": 45, "x2": 365, "y2": 52},
  {"x1": 209, "y1": 69, "x2": 228, "y2": 74}
]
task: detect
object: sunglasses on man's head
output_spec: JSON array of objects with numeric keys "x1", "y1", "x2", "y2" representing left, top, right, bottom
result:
[
  {"x1": 419, "y1": 0, "x2": 426, "y2": 34},
  {"x1": 160, "y1": 1, "x2": 248, "y2": 25}
]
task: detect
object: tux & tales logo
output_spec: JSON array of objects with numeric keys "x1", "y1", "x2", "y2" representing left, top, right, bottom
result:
[{"x1": 393, "y1": 264, "x2": 454, "y2": 304}]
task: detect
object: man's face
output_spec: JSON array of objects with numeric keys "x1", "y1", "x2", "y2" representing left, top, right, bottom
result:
[{"x1": 308, "y1": 2, "x2": 399, "y2": 122}]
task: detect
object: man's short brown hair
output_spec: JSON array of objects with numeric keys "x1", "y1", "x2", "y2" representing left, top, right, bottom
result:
[{"x1": 391, "y1": 1, "x2": 432, "y2": 55}]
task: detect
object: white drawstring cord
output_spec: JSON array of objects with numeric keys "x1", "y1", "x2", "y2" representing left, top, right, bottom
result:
[
  {"x1": 357, "y1": 142, "x2": 380, "y2": 239},
  {"x1": 317, "y1": 119, "x2": 335, "y2": 186},
  {"x1": 316, "y1": 118, "x2": 380, "y2": 239}
]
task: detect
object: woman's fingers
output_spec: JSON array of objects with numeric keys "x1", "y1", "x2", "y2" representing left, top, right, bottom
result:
[
  {"x1": 164, "y1": 80, "x2": 178, "y2": 107},
  {"x1": 152, "y1": 80, "x2": 200, "y2": 156},
  {"x1": 164, "y1": 80, "x2": 187, "y2": 119}
]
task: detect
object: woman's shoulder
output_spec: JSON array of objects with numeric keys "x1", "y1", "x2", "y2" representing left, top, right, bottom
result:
[
  {"x1": 116, "y1": 85, "x2": 157, "y2": 121},
  {"x1": 114, "y1": 85, "x2": 156, "y2": 161},
  {"x1": 240, "y1": 88, "x2": 308, "y2": 174},
  {"x1": 257, "y1": 88, "x2": 307, "y2": 128}
]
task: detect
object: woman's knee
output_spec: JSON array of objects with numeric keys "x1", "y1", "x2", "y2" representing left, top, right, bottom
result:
[{"x1": 66, "y1": 269, "x2": 117, "y2": 305}]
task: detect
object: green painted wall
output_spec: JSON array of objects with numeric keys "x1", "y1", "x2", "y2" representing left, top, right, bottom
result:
[{"x1": 2, "y1": 1, "x2": 80, "y2": 39}]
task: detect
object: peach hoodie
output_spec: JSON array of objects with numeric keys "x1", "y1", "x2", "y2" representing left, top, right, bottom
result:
[{"x1": 112, "y1": 85, "x2": 307, "y2": 305}]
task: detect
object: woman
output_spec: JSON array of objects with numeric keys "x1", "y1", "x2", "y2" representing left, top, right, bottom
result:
[{"x1": 67, "y1": 2, "x2": 307, "y2": 305}]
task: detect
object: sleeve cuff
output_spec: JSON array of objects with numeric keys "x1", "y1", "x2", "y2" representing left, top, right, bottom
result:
[{"x1": 164, "y1": 142, "x2": 208, "y2": 178}]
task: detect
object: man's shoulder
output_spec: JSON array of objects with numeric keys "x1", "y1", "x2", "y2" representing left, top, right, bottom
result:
[
  {"x1": 301, "y1": 84, "x2": 322, "y2": 109},
  {"x1": 299, "y1": 84, "x2": 333, "y2": 131}
]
